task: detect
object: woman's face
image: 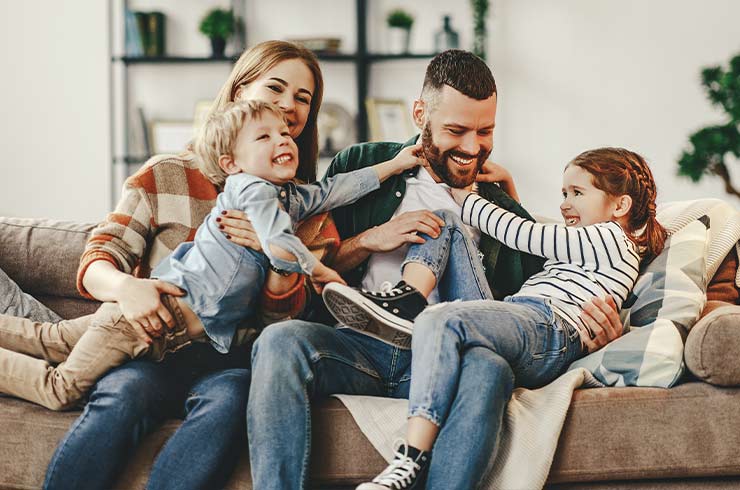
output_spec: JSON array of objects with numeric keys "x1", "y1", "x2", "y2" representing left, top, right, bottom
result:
[{"x1": 236, "y1": 58, "x2": 315, "y2": 139}]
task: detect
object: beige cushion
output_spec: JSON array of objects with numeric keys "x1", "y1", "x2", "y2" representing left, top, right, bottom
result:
[{"x1": 685, "y1": 303, "x2": 740, "y2": 386}]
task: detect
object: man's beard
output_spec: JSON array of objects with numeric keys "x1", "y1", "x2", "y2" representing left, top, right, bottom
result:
[{"x1": 421, "y1": 122, "x2": 490, "y2": 188}]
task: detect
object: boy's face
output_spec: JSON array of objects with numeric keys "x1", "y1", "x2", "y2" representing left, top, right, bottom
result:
[
  {"x1": 415, "y1": 85, "x2": 497, "y2": 188},
  {"x1": 560, "y1": 165, "x2": 619, "y2": 227},
  {"x1": 231, "y1": 112, "x2": 299, "y2": 185}
]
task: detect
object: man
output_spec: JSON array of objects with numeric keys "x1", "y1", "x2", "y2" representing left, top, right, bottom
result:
[{"x1": 247, "y1": 50, "x2": 620, "y2": 489}]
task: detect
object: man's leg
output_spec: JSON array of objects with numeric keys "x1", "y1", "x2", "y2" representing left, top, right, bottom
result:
[
  {"x1": 44, "y1": 360, "x2": 179, "y2": 490},
  {"x1": 0, "y1": 265, "x2": 61, "y2": 322},
  {"x1": 248, "y1": 320, "x2": 409, "y2": 490}
]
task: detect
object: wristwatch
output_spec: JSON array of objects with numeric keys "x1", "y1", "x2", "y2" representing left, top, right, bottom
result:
[{"x1": 269, "y1": 264, "x2": 293, "y2": 276}]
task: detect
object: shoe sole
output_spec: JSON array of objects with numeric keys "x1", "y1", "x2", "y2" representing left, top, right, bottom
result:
[{"x1": 323, "y1": 283, "x2": 415, "y2": 335}]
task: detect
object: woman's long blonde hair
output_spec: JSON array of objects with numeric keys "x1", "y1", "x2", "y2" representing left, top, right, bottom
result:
[{"x1": 210, "y1": 40, "x2": 323, "y2": 183}]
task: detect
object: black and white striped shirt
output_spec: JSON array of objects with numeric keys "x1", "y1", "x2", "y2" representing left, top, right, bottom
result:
[{"x1": 462, "y1": 194, "x2": 641, "y2": 337}]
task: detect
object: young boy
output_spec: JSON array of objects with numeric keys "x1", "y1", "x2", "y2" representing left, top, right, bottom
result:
[{"x1": 0, "y1": 100, "x2": 421, "y2": 410}]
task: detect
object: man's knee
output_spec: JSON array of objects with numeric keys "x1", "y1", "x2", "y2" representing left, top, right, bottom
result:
[{"x1": 251, "y1": 320, "x2": 330, "y2": 371}]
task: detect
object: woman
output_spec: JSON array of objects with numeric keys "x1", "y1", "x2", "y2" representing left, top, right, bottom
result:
[{"x1": 38, "y1": 40, "x2": 324, "y2": 490}]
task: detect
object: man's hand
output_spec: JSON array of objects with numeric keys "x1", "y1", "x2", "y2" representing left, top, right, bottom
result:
[
  {"x1": 578, "y1": 296, "x2": 623, "y2": 353},
  {"x1": 360, "y1": 210, "x2": 446, "y2": 253},
  {"x1": 218, "y1": 209, "x2": 263, "y2": 251},
  {"x1": 310, "y1": 262, "x2": 346, "y2": 294},
  {"x1": 117, "y1": 277, "x2": 184, "y2": 343}
]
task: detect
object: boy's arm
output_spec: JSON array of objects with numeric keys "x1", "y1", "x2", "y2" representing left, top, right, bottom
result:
[{"x1": 235, "y1": 180, "x2": 318, "y2": 274}]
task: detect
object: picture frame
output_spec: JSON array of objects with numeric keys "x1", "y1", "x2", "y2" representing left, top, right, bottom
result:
[
  {"x1": 365, "y1": 98, "x2": 414, "y2": 142},
  {"x1": 149, "y1": 120, "x2": 195, "y2": 154}
]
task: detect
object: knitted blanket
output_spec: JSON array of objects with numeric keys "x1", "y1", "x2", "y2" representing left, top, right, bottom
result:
[{"x1": 335, "y1": 368, "x2": 602, "y2": 490}]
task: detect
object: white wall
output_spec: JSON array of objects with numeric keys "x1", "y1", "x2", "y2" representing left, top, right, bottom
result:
[
  {"x1": 0, "y1": 1, "x2": 109, "y2": 221},
  {"x1": 1, "y1": 1, "x2": 738, "y2": 221}
]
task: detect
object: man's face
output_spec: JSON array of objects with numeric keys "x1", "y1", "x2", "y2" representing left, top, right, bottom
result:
[{"x1": 419, "y1": 85, "x2": 497, "y2": 188}]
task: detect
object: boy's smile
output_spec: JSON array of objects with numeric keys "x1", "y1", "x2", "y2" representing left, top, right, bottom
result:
[{"x1": 231, "y1": 112, "x2": 299, "y2": 185}]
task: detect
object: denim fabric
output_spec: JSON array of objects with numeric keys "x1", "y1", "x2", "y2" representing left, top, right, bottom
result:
[
  {"x1": 0, "y1": 265, "x2": 61, "y2": 323},
  {"x1": 247, "y1": 321, "x2": 519, "y2": 489},
  {"x1": 404, "y1": 209, "x2": 492, "y2": 303},
  {"x1": 44, "y1": 343, "x2": 250, "y2": 490},
  {"x1": 408, "y1": 296, "x2": 584, "y2": 488},
  {"x1": 153, "y1": 167, "x2": 379, "y2": 354}
]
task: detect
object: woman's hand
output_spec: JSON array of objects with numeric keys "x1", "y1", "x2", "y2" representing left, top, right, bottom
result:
[
  {"x1": 218, "y1": 210, "x2": 262, "y2": 251},
  {"x1": 310, "y1": 262, "x2": 346, "y2": 294},
  {"x1": 578, "y1": 296, "x2": 623, "y2": 353},
  {"x1": 117, "y1": 276, "x2": 184, "y2": 343}
]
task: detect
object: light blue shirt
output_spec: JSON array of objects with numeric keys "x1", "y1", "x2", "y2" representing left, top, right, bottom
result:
[{"x1": 153, "y1": 166, "x2": 380, "y2": 352}]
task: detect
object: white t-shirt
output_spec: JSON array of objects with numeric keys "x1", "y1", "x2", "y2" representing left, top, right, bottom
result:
[{"x1": 360, "y1": 166, "x2": 481, "y2": 304}]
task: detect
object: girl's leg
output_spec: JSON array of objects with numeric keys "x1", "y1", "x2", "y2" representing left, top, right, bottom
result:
[{"x1": 404, "y1": 209, "x2": 493, "y2": 302}]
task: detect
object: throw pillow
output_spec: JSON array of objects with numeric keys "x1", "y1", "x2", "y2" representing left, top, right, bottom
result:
[{"x1": 569, "y1": 219, "x2": 708, "y2": 388}]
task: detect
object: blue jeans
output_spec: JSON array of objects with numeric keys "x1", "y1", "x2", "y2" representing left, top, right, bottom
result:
[
  {"x1": 404, "y1": 209, "x2": 492, "y2": 302},
  {"x1": 409, "y1": 296, "x2": 584, "y2": 488},
  {"x1": 44, "y1": 343, "x2": 251, "y2": 490},
  {"x1": 247, "y1": 321, "x2": 513, "y2": 489}
]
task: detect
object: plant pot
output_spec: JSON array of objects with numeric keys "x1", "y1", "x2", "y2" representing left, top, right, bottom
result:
[
  {"x1": 387, "y1": 27, "x2": 411, "y2": 54},
  {"x1": 210, "y1": 37, "x2": 226, "y2": 58}
]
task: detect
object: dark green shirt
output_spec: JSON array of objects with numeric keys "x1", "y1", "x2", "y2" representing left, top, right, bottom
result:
[{"x1": 324, "y1": 136, "x2": 545, "y2": 299}]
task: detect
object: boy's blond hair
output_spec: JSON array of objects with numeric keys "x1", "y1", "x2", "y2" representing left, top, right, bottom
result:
[{"x1": 194, "y1": 100, "x2": 286, "y2": 187}]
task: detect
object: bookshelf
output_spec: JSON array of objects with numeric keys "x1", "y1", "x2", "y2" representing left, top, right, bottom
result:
[{"x1": 109, "y1": 0, "x2": 437, "y2": 206}]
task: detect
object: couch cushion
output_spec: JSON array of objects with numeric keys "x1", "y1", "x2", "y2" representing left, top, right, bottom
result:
[
  {"x1": 684, "y1": 304, "x2": 740, "y2": 386},
  {"x1": 706, "y1": 246, "x2": 740, "y2": 304},
  {"x1": 548, "y1": 381, "x2": 740, "y2": 483},
  {"x1": 569, "y1": 219, "x2": 708, "y2": 387},
  {"x1": 0, "y1": 217, "x2": 95, "y2": 299}
]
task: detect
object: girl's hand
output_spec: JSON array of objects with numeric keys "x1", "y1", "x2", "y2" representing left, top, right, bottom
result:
[
  {"x1": 117, "y1": 276, "x2": 184, "y2": 343},
  {"x1": 476, "y1": 160, "x2": 520, "y2": 202},
  {"x1": 218, "y1": 209, "x2": 263, "y2": 252},
  {"x1": 310, "y1": 262, "x2": 346, "y2": 294},
  {"x1": 449, "y1": 185, "x2": 474, "y2": 207},
  {"x1": 391, "y1": 143, "x2": 423, "y2": 173}
]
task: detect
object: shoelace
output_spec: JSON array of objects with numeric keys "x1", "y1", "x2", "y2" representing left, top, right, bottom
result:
[
  {"x1": 365, "y1": 281, "x2": 403, "y2": 298},
  {"x1": 371, "y1": 440, "x2": 421, "y2": 489}
]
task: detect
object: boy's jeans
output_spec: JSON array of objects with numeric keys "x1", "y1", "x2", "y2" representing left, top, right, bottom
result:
[
  {"x1": 404, "y1": 209, "x2": 493, "y2": 302},
  {"x1": 0, "y1": 295, "x2": 200, "y2": 410}
]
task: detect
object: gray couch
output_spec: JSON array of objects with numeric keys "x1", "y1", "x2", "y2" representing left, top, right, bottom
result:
[{"x1": 2, "y1": 216, "x2": 740, "y2": 490}]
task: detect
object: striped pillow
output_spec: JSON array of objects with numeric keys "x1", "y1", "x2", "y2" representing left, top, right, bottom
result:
[{"x1": 568, "y1": 218, "x2": 708, "y2": 387}]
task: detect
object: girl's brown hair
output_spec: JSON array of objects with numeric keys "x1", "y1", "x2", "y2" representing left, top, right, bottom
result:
[
  {"x1": 568, "y1": 147, "x2": 667, "y2": 263},
  {"x1": 210, "y1": 40, "x2": 323, "y2": 183}
]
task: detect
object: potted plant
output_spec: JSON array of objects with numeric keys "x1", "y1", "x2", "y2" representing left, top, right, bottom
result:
[
  {"x1": 471, "y1": 0, "x2": 489, "y2": 60},
  {"x1": 678, "y1": 53, "x2": 740, "y2": 198},
  {"x1": 199, "y1": 8, "x2": 235, "y2": 58},
  {"x1": 386, "y1": 8, "x2": 414, "y2": 54}
]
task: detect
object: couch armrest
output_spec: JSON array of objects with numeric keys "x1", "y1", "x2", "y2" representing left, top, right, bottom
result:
[{"x1": 685, "y1": 302, "x2": 740, "y2": 386}]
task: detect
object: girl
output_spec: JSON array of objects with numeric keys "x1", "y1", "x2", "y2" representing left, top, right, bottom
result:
[{"x1": 325, "y1": 147, "x2": 666, "y2": 489}]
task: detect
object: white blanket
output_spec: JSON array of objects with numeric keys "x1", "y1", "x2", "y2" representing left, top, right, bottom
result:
[{"x1": 335, "y1": 368, "x2": 602, "y2": 490}]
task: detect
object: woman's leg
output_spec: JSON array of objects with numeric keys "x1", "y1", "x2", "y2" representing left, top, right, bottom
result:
[
  {"x1": 146, "y1": 365, "x2": 251, "y2": 490},
  {"x1": 0, "y1": 265, "x2": 61, "y2": 322},
  {"x1": 44, "y1": 360, "x2": 180, "y2": 490}
]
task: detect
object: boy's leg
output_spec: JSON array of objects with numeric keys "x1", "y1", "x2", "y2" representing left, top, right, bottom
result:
[
  {"x1": 0, "y1": 312, "x2": 94, "y2": 364},
  {"x1": 405, "y1": 208, "x2": 493, "y2": 302},
  {"x1": 0, "y1": 303, "x2": 150, "y2": 410},
  {"x1": 0, "y1": 265, "x2": 61, "y2": 323}
]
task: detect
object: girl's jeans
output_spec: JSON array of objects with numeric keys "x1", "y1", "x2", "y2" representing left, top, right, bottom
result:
[
  {"x1": 404, "y1": 209, "x2": 493, "y2": 303},
  {"x1": 409, "y1": 295, "x2": 584, "y2": 430}
]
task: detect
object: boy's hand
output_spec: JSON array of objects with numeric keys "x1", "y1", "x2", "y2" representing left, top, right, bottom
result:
[
  {"x1": 310, "y1": 263, "x2": 346, "y2": 294},
  {"x1": 391, "y1": 143, "x2": 423, "y2": 173}
]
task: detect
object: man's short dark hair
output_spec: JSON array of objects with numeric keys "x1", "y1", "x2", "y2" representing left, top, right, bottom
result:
[{"x1": 421, "y1": 50, "x2": 496, "y2": 108}]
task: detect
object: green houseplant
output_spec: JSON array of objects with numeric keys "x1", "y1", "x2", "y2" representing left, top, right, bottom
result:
[
  {"x1": 386, "y1": 8, "x2": 414, "y2": 54},
  {"x1": 678, "y1": 53, "x2": 740, "y2": 198},
  {"x1": 199, "y1": 8, "x2": 235, "y2": 58},
  {"x1": 471, "y1": 0, "x2": 489, "y2": 60}
]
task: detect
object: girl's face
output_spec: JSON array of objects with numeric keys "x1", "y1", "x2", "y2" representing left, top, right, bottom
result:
[
  {"x1": 560, "y1": 165, "x2": 622, "y2": 227},
  {"x1": 236, "y1": 59, "x2": 315, "y2": 139}
]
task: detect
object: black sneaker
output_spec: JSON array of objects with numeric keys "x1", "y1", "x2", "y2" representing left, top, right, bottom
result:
[
  {"x1": 356, "y1": 441, "x2": 430, "y2": 490},
  {"x1": 323, "y1": 281, "x2": 427, "y2": 336}
]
